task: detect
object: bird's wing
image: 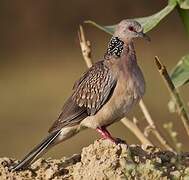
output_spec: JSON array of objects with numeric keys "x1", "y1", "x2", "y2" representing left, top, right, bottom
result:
[
  {"x1": 49, "y1": 60, "x2": 117, "y2": 133},
  {"x1": 48, "y1": 97, "x2": 87, "y2": 133},
  {"x1": 72, "y1": 60, "x2": 117, "y2": 115}
]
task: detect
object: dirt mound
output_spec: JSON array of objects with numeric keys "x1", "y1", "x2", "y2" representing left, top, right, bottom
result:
[{"x1": 1, "y1": 139, "x2": 189, "y2": 179}]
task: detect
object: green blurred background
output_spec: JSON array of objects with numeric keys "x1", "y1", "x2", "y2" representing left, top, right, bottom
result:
[{"x1": 0, "y1": 0, "x2": 188, "y2": 159}]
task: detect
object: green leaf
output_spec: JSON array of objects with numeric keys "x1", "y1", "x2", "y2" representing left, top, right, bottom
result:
[
  {"x1": 84, "y1": 21, "x2": 115, "y2": 35},
  {"x1": 177, "y1": 8, "x2": 189, "y2": 36},
  {"x1": 85, "y1": 0, "x2": 177, "y2": 35},
  {"x1": 170, "y1": 55, "x2": 189, "y2": 88},
  {"x1": 177, "y1": 0, "x2": 189, "y2": 9}
]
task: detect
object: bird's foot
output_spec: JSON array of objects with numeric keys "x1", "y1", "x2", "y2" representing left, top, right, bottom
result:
[
  {"x1": 114, "y1": 138, "x2": 127, "y2": 145},
  {"x1": 96, "y1": 127, "x2": 115, "y2": 143},
  {"x1": 96, "y1": 127, "x2": 127, "y2": 145}
]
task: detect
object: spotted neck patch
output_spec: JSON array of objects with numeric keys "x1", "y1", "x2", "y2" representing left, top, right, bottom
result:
[{"x1": 104, "y1": 37, "x2": 124, "y2": 59}]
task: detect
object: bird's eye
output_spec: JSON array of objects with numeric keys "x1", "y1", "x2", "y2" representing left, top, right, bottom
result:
[{"x1": 128, "y1": 26, "x2": 134, "y2": 32}]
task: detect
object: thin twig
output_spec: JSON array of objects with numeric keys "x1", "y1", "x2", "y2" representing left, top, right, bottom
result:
[
  {"x1": 121, "y1": 117, "x2": 153, "y2": 145},
  {"x1": 155, "y1": 56, "x2": 189, "y2": 137},
  {"x1": 139, "y1": 100, "x2": 154, "y2": 127},
  {"x1": 78, "y1": 24, "x2": 152, "y2": 145},
  {"x1": 78, "y1": 25, "x2": 92, "y2": 68},
  {"x1": 139, "y1": 100, "x2": 174, "y2": 151}
]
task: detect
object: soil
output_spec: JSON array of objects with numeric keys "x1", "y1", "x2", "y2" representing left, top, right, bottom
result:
[{"x1": 1, "y1": 139, "x2": 189, "y2": 180}]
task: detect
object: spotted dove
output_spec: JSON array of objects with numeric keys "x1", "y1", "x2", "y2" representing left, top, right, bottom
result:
[{"x1": 10, "y1": 19, "x2": 150, "y2": 171}]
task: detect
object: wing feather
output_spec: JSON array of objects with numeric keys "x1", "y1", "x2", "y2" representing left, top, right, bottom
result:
[
  {"x1": 72, "y1": 60, "x2": 116, "y2": 115},
  {"x1": 49, "y1": 60, "x2": 117, "y2": 132}
]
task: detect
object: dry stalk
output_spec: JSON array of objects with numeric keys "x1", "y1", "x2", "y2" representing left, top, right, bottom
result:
[
  {"x1": 139, "y1": 100, "x2": 174, "y2": 151},
  {"x1": 121, "y1": 117, "x2": 153, "y2": 145},
  {"x1": 78, "y1": 25, "x2": 92, "y2": 68},
  {"x1": 155, "y1": 56, "x2": 189, "y2": 137},
  {"x1": 78, "y1": 24, "x2": 153, "y2": 146}
]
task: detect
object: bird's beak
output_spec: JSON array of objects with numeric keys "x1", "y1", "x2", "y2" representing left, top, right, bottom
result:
[{"x1": 138, "y1": 32, "x2": 151, "y2": 42}]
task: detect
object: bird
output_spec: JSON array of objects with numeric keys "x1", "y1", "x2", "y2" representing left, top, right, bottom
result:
[{"x1": 10, "y1": 19, "x2": 150, "y2": 171}]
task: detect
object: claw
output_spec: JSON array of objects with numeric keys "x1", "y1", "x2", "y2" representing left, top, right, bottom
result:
[
  {"x1": 96, "y1": 127, "x2": 128, "y2": 145},
  {"x1": 96, "y1": 127, "x2": 116, "y2": 143}
]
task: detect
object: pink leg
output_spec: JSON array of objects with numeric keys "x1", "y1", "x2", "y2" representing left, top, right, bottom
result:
[{"x1": 96, "y1": 127, "x2": 116, "y2": 143}]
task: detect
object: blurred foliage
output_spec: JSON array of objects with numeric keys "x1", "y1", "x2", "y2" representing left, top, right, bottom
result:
[
  {"x1": 170, "y1": 55, "x2": 189, "y2": 87},
  {"x1": 163, "y1": 122, "x2": 182, "y2": 152},
  {"x1": 177, "y1": 8, "x2": 189, "y2": 36},
  {"x1": 177, "y1": 0, "x2": 189, "y2": 9}
]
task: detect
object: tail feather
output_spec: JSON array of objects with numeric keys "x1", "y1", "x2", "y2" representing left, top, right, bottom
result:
[{"x1": 10, "y1": 130, "x2": 61, "y2": 171}]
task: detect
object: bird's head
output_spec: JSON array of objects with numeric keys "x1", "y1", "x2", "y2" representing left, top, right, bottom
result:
[{"x1": 114, "y1": 19, "x2": 150, "y2": 43}]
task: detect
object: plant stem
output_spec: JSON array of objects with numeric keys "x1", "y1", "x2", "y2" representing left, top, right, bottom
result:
[
  {"x1": 155, "y1": 56, "x2": 189, "y2": 137},
  {"x1": 139, "y1": 100, "x2": 174, "y2": 151},
  {"x1": 78, "y1": 25, "x2": 93, "y2": 68},
  {"x1": 121, "y1": 117, "x2": 153, "y2": 146}
]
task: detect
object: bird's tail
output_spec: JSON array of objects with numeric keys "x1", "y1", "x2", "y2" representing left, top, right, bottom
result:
[{"x1": 10, "y1": 130, "x2": 61, "y2": 171}]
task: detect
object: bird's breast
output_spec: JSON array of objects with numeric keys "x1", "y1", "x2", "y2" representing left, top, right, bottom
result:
[
  {"x1": 113, "y1": 63, "x2": 145, "y2": 116},
  {"x1": 80, "y1": 63, "x2": 145, "y2": 129}
]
